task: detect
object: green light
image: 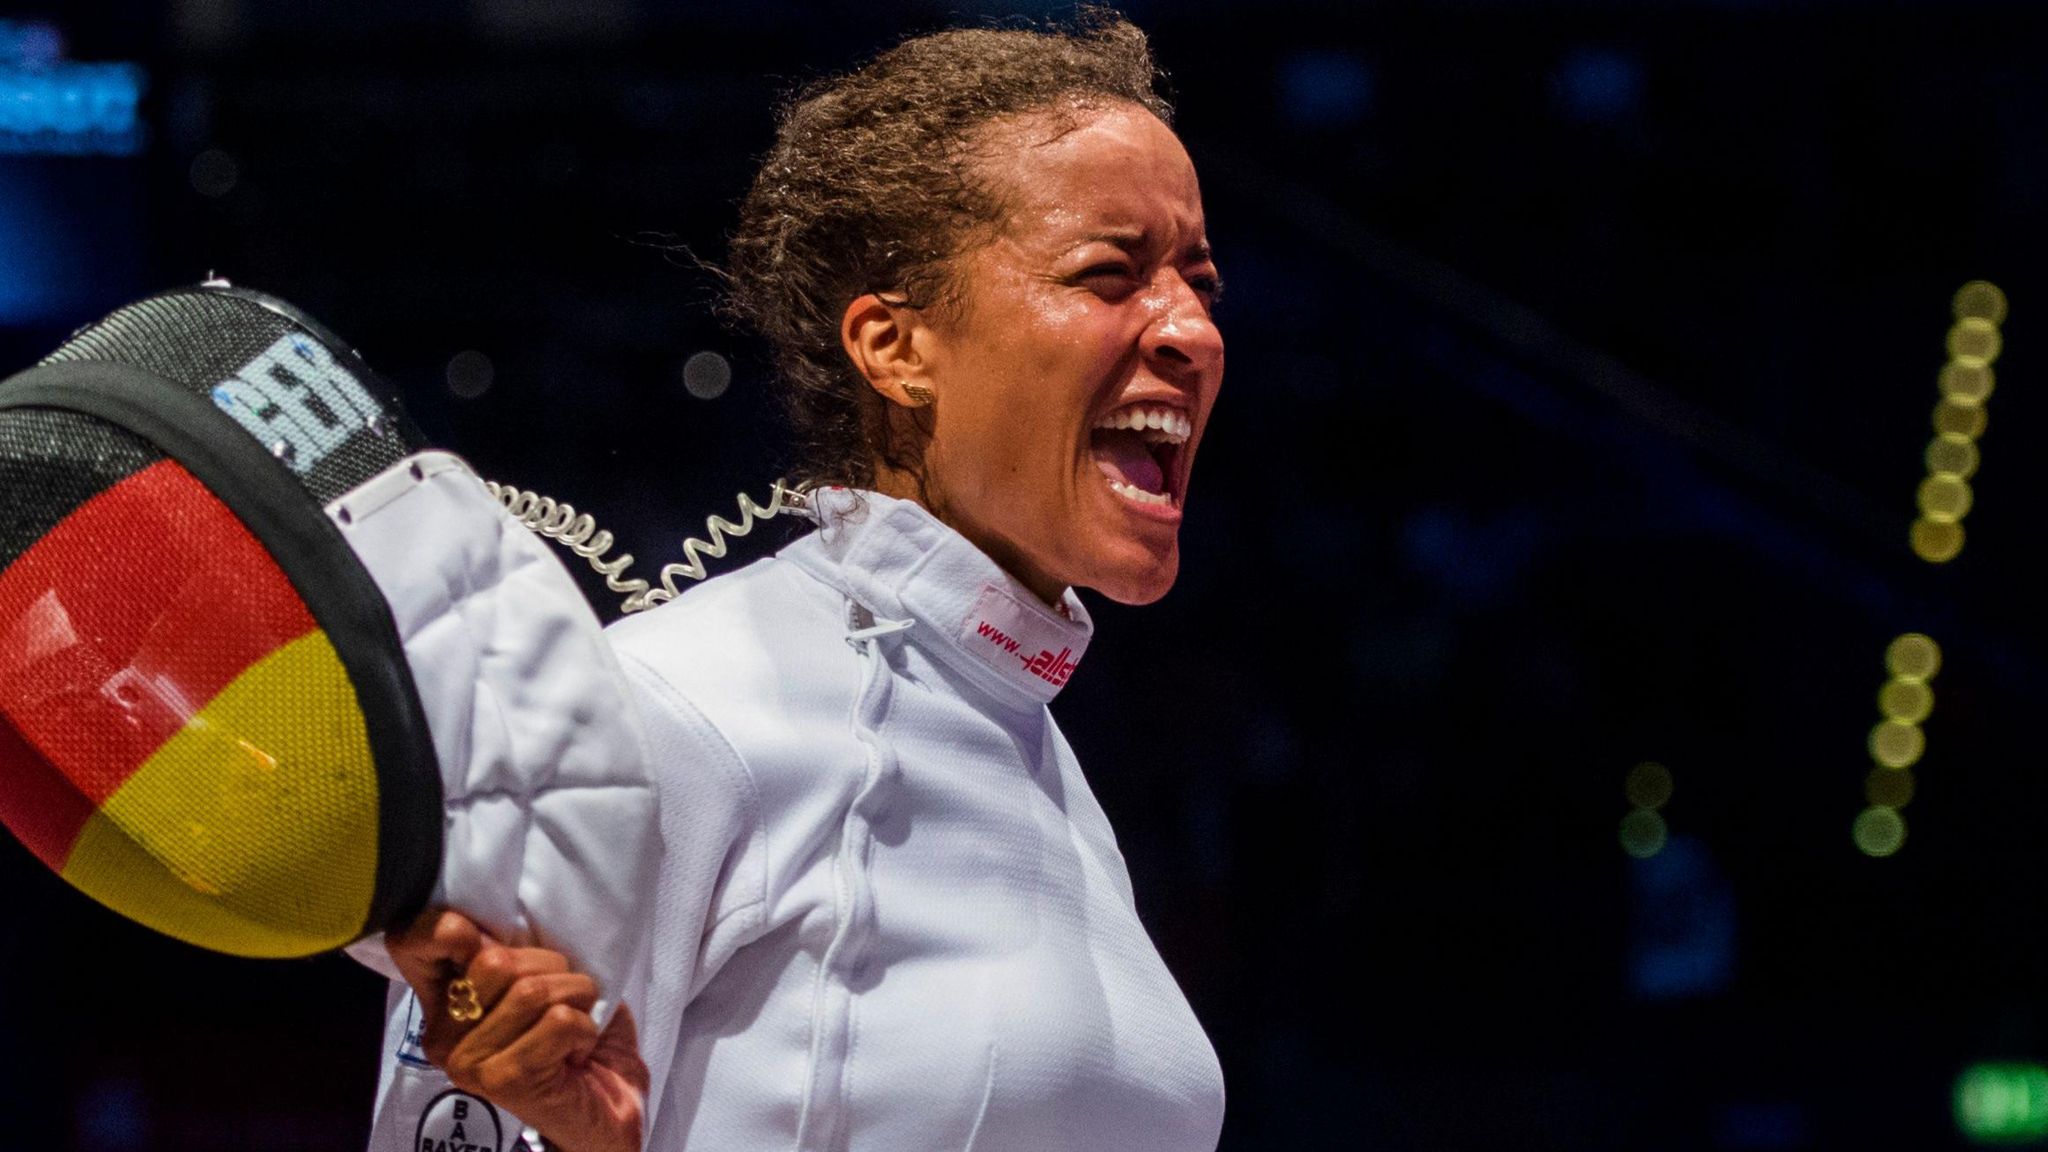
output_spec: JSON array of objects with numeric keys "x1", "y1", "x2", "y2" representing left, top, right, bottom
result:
[
  {"x1": 1956, "y1": 1062, "x2": 2048, "y2": 1143},
  {"x1": 1618, "y1": 808, "x2": 1667, "y2": 859},
  {"x1": 1852, "y1": 806, "x2": 1906, "y2": 857}
]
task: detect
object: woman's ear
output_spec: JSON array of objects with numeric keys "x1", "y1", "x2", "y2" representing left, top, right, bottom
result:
[{"x1": 841, "y1": 293, "x2": 935, "y2": 408}]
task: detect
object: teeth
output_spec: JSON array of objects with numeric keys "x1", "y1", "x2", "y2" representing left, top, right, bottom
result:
[
  {"x1": 1093, "y1": 404, "x2": 1191, "y2": 444},
  {"x1": 1107, "y1": 479, "x2": 1173, "y2": 507}
]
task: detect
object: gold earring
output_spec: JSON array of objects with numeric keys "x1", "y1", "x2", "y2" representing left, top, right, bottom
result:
[{"x1": 902, "y1": 383, "x2": 935, "y2": 408}]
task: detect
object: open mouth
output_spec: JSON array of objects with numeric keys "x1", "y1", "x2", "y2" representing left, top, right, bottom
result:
[{"x1": 1089, "y1": 403, "x2": 1190, "y2": 509}]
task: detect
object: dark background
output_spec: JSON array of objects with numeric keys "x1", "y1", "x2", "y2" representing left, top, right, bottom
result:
[{"x1": 3, "y1": 1, "x2": 2045, "y2": 1148}]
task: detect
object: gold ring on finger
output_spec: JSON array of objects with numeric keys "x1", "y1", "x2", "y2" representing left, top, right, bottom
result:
[{"x1": 447, "y1": 976, "x2": 483, "y2": 1023}]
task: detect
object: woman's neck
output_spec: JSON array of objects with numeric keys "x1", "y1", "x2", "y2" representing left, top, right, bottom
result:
[{"x1": 867, "y1": 464, "x2": 1069, "y2": 608}]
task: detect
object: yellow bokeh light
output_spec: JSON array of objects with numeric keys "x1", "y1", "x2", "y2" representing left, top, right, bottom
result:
[
  {"x1": 1865, "y1": 767, "x2": 1916, "y2": 809},
  {"x1": 1852, "y1": 805, "x2": 1907, "y2": 857},
  {"x1": 1625, "y1": 761, "x2": 1674, "y2": 809},
  {"x1": 1917, "y1": 475, "x2": 1974, "y2": 523},
  {"x1": 1886, "y1": 633, "x2": 1942, "y2": 681},
  {"x1": 1870, "y1": 719, "x2": 1926, "y2": 769},
  {"x1": 1948, "y1": 318, "x2": 2003, "y2": 365},
  {"x1": 1619, "y1": 808, "x2": 1668, "y2": 859},
  {"x1": 1952, "y1": 280, "x2": 2009, "y2": 326},
  {"x1": 1879, "y1": 678, "x2": 1934, "y2": 723},
  {"x1": 1911, "y1": 518, "x2": 1965, "y2": 563},
  {"x1": 1934, "y1": 399, "x2": 1989, "y2": 440},
  {"x1": 1925, "y1": 434, "x2": 1980, "y2": 480},
  {"x1": 1939, "y1": 361, "x2": 1995, "y2": 406}
]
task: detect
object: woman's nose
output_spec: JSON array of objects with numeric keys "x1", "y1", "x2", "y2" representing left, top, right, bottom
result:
[{"x1": 1141, "y1": 276, "x2": 1223, "y2": 372}]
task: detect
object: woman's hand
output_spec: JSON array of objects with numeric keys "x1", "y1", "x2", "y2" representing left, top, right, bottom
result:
[{"x1": 383, "y1": 909, "x2": 649, "y2": 1152}]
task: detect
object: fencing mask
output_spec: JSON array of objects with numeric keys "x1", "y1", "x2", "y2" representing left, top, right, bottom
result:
[{"x1": 0, "y1": 282, "x2": 654, "y2": 1019}]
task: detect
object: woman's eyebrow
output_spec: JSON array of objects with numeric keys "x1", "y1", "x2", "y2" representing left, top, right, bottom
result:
[
  {"x1": 1074, "y1": 230, "x2": 1213, "y2": 263},
  {"x1": 1077, "y1": 227, "x2": 1147, "y2": 251}
]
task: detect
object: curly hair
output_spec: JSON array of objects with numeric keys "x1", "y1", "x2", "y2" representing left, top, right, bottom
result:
[{"x1": 722, "y1": 10, "x2": 1173, "y2": 490}]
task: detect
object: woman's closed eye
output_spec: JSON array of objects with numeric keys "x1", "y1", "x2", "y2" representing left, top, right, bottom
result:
[
  {"x1": 1071, "y1": 264, "x2": 1222, "y2": 310},
  {"x1": 1073, "y1": 263, "x2": 1141, "y2": 299}
]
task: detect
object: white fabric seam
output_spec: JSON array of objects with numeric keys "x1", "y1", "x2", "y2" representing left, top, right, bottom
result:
[
  {"x1": 961, "y1": 1044, "x2": 998, "y2": 1152},
  {"x1": 440, "y1": 782, "x2": 650, "y2": 805},
  {"x1": 795, "y1": 602, "x2": 893, "y2": 1152},
  {"x1": 613, "y1": 649, "x2": 769, "y2": 923}
]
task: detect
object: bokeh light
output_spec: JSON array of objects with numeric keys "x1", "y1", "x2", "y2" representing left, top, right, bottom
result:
[
  {"x1": 1618, "y1": 808, "x2": 1667, "y2": 859},
  {"x1": 446, "y1": 349, "x2": 495, "y2": 399},
  {"x1": 1957, "y1": 1062, "x2": 2048, "y2": 1143},
  {"x1": 683, "y1": 350, "x2": 733, "y2": 400},
  {"x1": 188, "y1": 148, "x2": 239, "y2": 198},
  {"x1": 1869, "y1": 719, "x2": 1925, "y2": 769},
  {"x1": 1947, "y1": 318, "x2": 2003, "y2": 365},
  {"x1": 1865, "y1": 767, "x2": 1916, "y2": 809},
  {"x1": 1939, "y1": 361, "x2": 1995, "y2": 406},
  {"x1": 1910, "y1": 518, "x2": 1964, "y2": 563},
  {"x1": 1925, "y1": 434, "x2": 1979, "y2": 480},
  {"x1": 1912, "y1": 283, "x2": 1998, "y2": 574},
  {"x1": 1878, "y1": 679, "x2": 1933, "y2": 724},
  {"x1": 1625, "y1": 761, "x2": 1673, "y2": 809},
  {"x1": 1852, "y1": 806, "x2": 1907, "y2": 857},
  {"x1": 1917, "y1": 475, "x2": 1974, "y2": 523},
  {"x1": 1952, "y1": 279, "x2": 2010, "y2": 326},
  {"x1": 1886, "y1": 633, "x2": 1943, "y2": 681},
  {"x1": 1934, "y1": 399, "x2": 1989, "y2": 440}
]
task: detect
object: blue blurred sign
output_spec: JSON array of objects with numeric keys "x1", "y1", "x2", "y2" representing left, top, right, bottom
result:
[
  {"x1": 0, "y1": 63, "x2": 146, "y2": 156},
  {"x1": 0, "y1": 18, "x2": 146, "y2": 328},
  {"x1": 0, "y1": 19, "x2": 64, "y2": 66}
]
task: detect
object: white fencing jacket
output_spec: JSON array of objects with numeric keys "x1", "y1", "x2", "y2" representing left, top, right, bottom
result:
[{"x1": 362, "y1": 488, "x2": 1225, "y2": 1152}]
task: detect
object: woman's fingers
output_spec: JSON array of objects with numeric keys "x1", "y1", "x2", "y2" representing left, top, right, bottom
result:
[
  {"x1": 473, "y1": 1003, "x2": 604, "y2": 1098},
  {"x1": 385, "y1": 908, "x2": 485, "y2": 990},
  {"x1": 472, "y1": 1005, "x2": 648, "y2": 1152},
  {"x1": 446, "y1": 971, "x2": 599, "y2": 1072},
  {"x1": 454, "y1": 1004, "x2": 648, "y2": 1152},
  {"x1": 380, "y1": 915, "x2": 641, "y2": 1150},
  {"x1": 383, "y1": 910, "x2": 491, "y2": 1064},
  {"x1": 462, "y1": 941, "x2": 573, "y2": 1017}
]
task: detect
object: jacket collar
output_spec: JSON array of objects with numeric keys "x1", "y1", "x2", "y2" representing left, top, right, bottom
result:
[{"x1": 782, "y1": 488, "x2": 1092, "y2": 708}]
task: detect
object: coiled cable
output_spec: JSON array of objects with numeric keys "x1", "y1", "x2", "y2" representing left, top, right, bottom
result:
[{"x1": 483, "y1": 478, "x2": 811, "y2": 614}]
